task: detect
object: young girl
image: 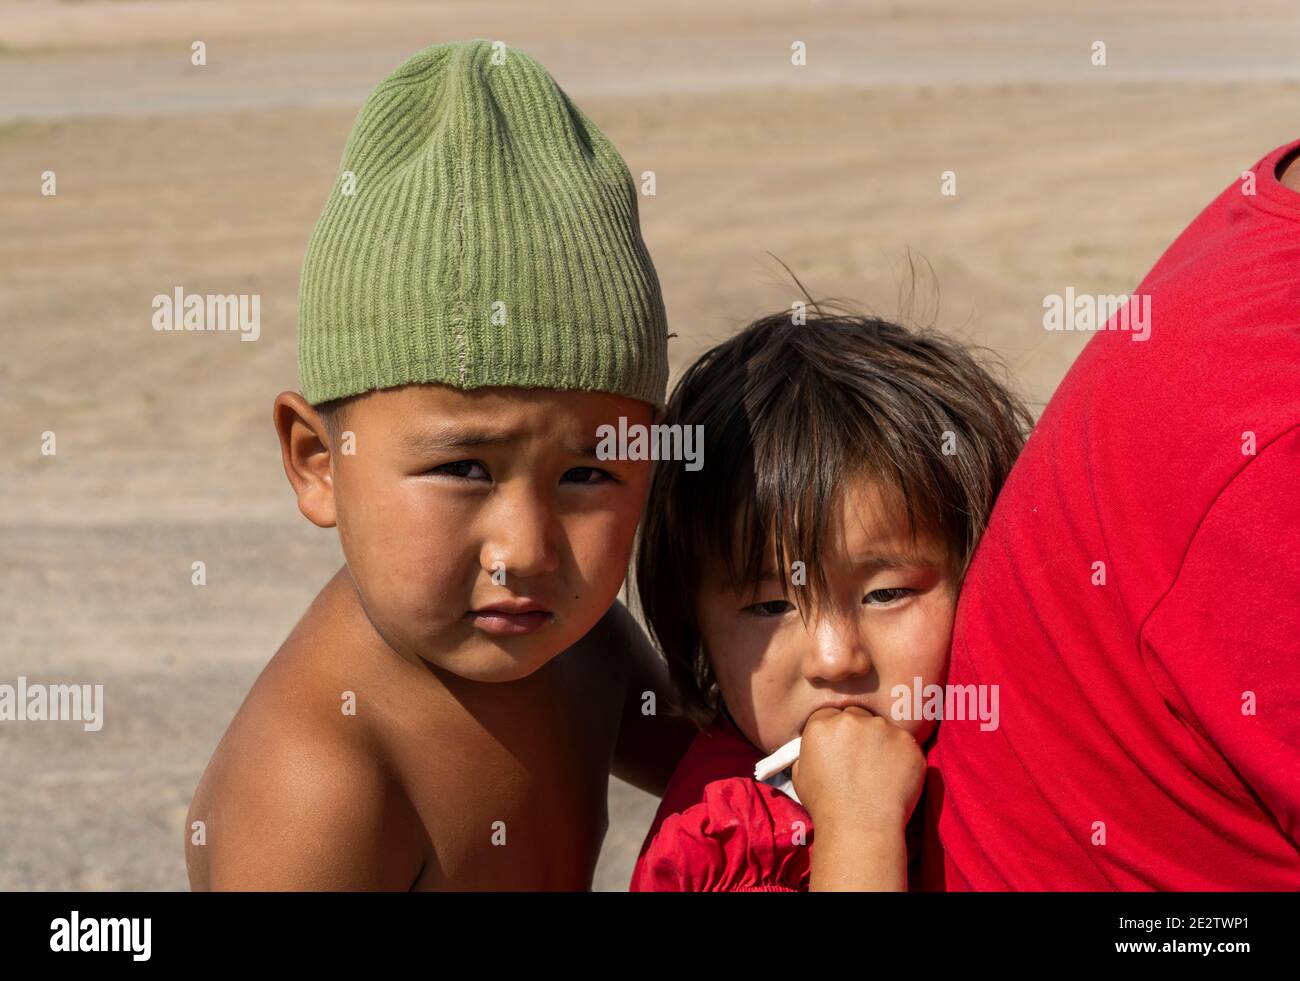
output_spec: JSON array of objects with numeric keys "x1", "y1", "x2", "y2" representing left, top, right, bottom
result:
[{"x1": 630, "y1": 304, "x2": 1030, "y2": 891}]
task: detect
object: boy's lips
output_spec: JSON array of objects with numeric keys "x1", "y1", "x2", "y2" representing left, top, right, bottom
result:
[{"x1": 467, "y1": 600, "x2": 554, "y2": 637}]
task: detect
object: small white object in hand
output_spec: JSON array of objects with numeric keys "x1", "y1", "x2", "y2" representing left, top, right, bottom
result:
[{"x1": 754, "y1": 736, "x2": 802, "y2": 804}]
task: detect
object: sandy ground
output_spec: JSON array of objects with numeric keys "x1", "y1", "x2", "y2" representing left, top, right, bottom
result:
[{"x1": 3, "y1": 0, "x2": 1298, "y2": 890}]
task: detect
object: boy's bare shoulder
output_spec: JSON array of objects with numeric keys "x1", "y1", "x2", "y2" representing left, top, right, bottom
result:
[
  {"x1": 566, "y1": 598, "x2": 695, "y2": 796},
  {"x1": 561, "y1": 598, "x2": 652, "y2": 693},
  {"x1": 187, "y1": 583, "x2": 425, "y2": 890}
]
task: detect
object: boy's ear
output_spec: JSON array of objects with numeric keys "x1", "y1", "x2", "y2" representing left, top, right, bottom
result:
[{"x1": 273, "y1": 391, "x2": 337, "y2": 529}]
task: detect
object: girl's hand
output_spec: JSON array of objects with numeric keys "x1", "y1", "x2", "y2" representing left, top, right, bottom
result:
[
  {"x1": 791, "y1": 706, "x2": 925, "y2": 832},
  {"x1": 792, "y1": 707, "x2": 926, "y2": 890}
]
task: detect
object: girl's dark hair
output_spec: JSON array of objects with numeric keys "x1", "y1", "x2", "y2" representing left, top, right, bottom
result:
[{"x1": 633, "y1": 303, "x2": 1032, "y2": 727}]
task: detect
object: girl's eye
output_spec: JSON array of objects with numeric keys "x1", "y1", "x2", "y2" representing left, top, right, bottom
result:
[
  {"x1": 864, "y1": 587, "x2": 912, "y2": 606},
  {"x1": 431, "y1": 460, "x2": 489, "y2": 480},
  {"x1": 562, "y1": 466, "x2": 616, "y2": 485},
  {"x1": 744, "y1": 599, "x2": 795, "y2": 617}
]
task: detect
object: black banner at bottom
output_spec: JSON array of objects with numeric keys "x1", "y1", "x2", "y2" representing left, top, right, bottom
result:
[{"x1": 0, "y1": 890, "x2": 1290, "y2": 968}]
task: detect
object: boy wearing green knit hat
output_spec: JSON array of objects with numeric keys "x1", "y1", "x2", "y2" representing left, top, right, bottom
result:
[{"x1": 187, "y1": 39, "x2": 695, "y2": 890}]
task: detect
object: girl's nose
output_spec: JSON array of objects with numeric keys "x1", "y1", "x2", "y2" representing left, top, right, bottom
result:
[{"x1": 803, "y1": 609, "x2": 873, "y2": 684}]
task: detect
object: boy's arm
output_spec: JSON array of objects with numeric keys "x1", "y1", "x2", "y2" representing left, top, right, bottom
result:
[
  {"x1": 603, "y1": 600, "x2": 697, "y2": 797},
  {"x1": 192, "y1": 732, "x2": 425, "y2": 891}
]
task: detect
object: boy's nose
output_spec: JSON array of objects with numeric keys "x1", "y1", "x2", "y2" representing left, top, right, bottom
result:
[
  {"x1": 803, "y1": 611, "x2": 873, "y2": 684},
  {"x1": 480, "y1": 494, "x2": 561, "y2": 581}
]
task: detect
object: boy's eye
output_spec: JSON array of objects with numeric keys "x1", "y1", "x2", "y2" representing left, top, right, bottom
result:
[
  {"x1": 562, "y1": 466, "x2": 616, "y2": 485},
  {"x1": 743, "y1": 599, "x2": 795, "y2": 617},
  {"x1": 431, "y1": 460, "x2": 489, "y2": 480},
  {"x1": 864, "y1": 587, "x2": 913, "y2": 606}
]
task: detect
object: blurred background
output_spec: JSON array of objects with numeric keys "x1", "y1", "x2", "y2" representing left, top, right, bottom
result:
[{"x1": 2, "y1": 0, "x2": 1298, "y2": 890}]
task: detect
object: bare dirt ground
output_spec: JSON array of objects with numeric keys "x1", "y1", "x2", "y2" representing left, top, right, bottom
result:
[{"x1": 3, "y1": 0, "x2": 1298, "y2": 890}]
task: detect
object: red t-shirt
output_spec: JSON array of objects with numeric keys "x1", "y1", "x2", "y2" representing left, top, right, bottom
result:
[
  {"x1": 922, "y1": 139, "x2": 1300, "y2": 890},
  {"x1": 632, "y1": 715, "x2": 925, "y2": 891}
]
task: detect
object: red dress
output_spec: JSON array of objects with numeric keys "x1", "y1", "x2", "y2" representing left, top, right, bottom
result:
[
  {"x1": 630, "y1": 716, "x2": 813, "y2": 891},
  {"x1": 631, "y1": 715, "x2": 926, "y2": 892}
]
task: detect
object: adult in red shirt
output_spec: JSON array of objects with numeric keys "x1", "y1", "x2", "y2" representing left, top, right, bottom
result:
[{"x1": 922, "y1": 140, "x2": 1300, "y2": 890}]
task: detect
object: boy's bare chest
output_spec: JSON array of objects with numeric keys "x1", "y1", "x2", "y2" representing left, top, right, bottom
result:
[{"x1": 387, "y1": 667, "x2": 623, "y2": 890}]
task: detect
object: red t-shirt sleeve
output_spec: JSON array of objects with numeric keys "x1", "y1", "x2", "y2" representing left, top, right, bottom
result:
[
  {"x1": 630, "y1": 777, "x2": 813, "y2": 892},
  {"x1": 1140, "y1": 427, "x2": 1300, "y2": 845}
]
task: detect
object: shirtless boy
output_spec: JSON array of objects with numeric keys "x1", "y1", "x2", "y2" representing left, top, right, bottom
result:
[{"x1": 186, "y1": 39, "x2": 694, "y2": 890}]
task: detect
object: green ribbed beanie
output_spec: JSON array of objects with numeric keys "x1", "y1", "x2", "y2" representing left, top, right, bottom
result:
[{"x1": 297, "y1": 39, "x2": 669, "y2": 407}]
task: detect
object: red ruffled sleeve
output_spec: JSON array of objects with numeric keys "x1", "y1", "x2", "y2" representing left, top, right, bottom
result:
[{"x1": 630, "y1": 777, "x2": 814, "y2": 892}]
